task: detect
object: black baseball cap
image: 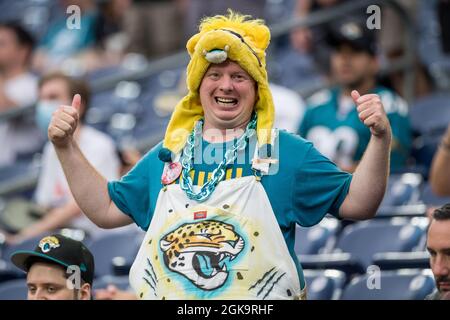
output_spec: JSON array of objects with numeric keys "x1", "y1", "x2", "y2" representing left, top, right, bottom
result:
[
  {"x1": 326, "y1": 19, "x2": 377, "y2": 55},
  {"x1": 10, "y1": 234, "x2": 95, "y2": 285}
]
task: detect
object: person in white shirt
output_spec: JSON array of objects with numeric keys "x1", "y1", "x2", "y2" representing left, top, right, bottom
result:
[{"x1": 4, "y1": 72, "x2": 121, "y2": 244}]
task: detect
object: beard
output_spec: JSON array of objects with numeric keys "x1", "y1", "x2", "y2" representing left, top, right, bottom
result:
[{"x1": 436, "y1": 275, "x2": 450, "y2": 293}]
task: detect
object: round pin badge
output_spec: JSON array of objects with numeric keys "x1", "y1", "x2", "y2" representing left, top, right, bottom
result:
[{"x1": 161, "y1": 162, "x2": 182, "y2": 185}]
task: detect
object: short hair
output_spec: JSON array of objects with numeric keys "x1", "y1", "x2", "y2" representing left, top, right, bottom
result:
[
  {"x1": 38, "y1": 72, "x2": 91, "y2": 122},
  {"x1": 0, "y1": 21, "x2": 35, "y2": 61},
  {"x1": 432, "y1": 203, "x2": 450, "y2": 221}
]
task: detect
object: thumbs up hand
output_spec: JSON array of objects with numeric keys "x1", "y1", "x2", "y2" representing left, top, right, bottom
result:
[
  {"x1": 48, "y1": 94, "x2": 81, "y2": 148},
  {"x1": 352, "y1": 90, "x2": 391, "y2": 138}
]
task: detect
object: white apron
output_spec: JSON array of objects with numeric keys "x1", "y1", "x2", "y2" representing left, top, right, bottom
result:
[{"x1": 129, "y1": 173, "x2": 306, "y2": 300}]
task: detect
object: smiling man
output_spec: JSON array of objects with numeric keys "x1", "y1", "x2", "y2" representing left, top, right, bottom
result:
[
  {"x1": 426, "y1": 204, "x2": 450, "y2": 300},
  {"x1": 47, "y1": 11, "x2": 392, "y2": 300}
]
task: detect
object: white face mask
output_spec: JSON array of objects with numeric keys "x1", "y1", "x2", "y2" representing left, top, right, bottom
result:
[{"x1": 35, "y1": 100, "x2": 62, "y2": 136}]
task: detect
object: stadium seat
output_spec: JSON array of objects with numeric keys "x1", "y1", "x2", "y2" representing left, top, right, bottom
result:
[
  {"x1": 0, "y1": 160, "x2": 40, "y2": 198},
  {"x1": 380, "y1": 173, "x2": 423, "y2": 207},
  {"x1": 372, "y1": 251, "x2": 430, "y2": 271},
  {"x1": 294, "y1": 218, "x2": 339, "y2": 255},
  {"x1": 0, "y1": 278, "x2": 27, "y2": 300},
  {"x1": 340, "y1": 269, "x2": 435, "y2": 300},
  {"x1": 410, "y1": 93, "x2": 450, "y2": 132},
  {"x1": 409, "y1": 92, "x2": 450, "y2": 170},
  {"x1": 299, "y1": 219, "x2": 427, "y2": 275},
  {"x1": 420, "y1": 183, "x2": 450, "y2": 207},
  {"x1": 334, "y1": 219, "x2": 425, "y2": 269},
  {"x1": 303, "y1": 269, "x2": 346, "y2": 300},
  {"x1": 88, "y1": 231, "x2": 143, "y2": 277},
  {"x1": 377, "y1": 173, "x2": 425, "y2": 217}
]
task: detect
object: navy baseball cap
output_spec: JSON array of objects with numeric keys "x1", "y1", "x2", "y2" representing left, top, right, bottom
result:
[
  {"x1": 10, "y1": 234, "x2": 95, "y2": 285},
  {"x1": 326, "y1": 19, "x2": 377, "y2": 55}
]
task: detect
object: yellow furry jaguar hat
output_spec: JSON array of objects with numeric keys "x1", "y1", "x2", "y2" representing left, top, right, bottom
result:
[{"x1": 158, "y1": 10, "x2": 275, "y2": 162}]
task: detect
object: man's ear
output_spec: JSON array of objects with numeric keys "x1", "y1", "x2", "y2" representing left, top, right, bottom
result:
[{"x1": 79, "y1": 283, "x2": 91, "y2": 300}]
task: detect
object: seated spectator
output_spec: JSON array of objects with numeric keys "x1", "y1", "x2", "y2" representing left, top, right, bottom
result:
[
  {"x1": 1, "y1": 72, "x2": 120, "y2": 243},
  {"x1": 10, "y1": 234, "x2": 94, "y2": 300},
  {"x1": 299, "y1": 19, "x2": 411, "y2": 172},
  {"x1": 429, "y1": 124, "x2": 450, "y2": 196},
  {"x1": 0, "y1": 21, "x2": 42, "y2": 166},
  {"x1": 426, "y1": 204, "x2": 450, "y2": 300}
]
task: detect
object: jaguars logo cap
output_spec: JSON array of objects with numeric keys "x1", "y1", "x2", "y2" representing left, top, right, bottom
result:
[{"x1": 10, "y1": 234, "x2": 95, "y2": 285}]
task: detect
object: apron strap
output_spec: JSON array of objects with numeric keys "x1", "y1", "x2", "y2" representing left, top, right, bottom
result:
[{"x1": 251, "y1": 129, "x2": 279, "y2": 176}]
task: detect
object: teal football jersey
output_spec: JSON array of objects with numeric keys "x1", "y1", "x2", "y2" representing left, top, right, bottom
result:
[{"x1": 299, "y1": 86, "x2": 411, "y2": 171}]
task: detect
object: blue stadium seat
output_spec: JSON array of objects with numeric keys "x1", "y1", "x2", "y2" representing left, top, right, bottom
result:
[
  {"x1": 420, "y1": 183, "x2": 450, "y2": 207},
  {"x1": 0, "y1": 160, "x2": 40, "y2": 197},
  {"x1": 299, "y1": 219, "x2": 427, "y2": 275},
  {"x1": 88, "y1": 231, "x2": 143, "y2": 278},
  {"x1": 372, "y1": 251, "x2": 430, "y2": 271},
  {"x1": 303, "y1": 269, "x2": 346, "y2": 300},
  {"x1": 377, "y1": 173, "x2": 425, "y2": 217},
  {"x1": 333, "y1": 220, "x2": 425, "y2": 270},
  {"x1": 0, "y1": 278, "x2": 27, "y2": 300},
  {"x1": 340, "y1": 269, "x2": 435, "y2": 300},
  {"x1": 295, "y1": 218, "x2": 339, "y2": 255},
  {"x1": 380, "y1": 173, "x2": 423, "y2": 207},
  {"x1": 409, "y1": 92, "x2": 450, "y2": 170}
]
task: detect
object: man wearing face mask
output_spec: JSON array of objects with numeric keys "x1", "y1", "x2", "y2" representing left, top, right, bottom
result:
[{"x1": 1, "y1": 72, "x2": 120, "y2": 244}]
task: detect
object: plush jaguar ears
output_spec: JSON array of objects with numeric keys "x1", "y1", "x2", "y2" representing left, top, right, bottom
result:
[
  {"x1": 159, "y1": 10, "x2": 275, "y2": 162},
  {"x1": 186, "y1": 11, "x2": 270, "y2": 57}
]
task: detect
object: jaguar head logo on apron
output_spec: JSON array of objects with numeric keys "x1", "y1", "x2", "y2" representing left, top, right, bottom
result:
[{"x1": 159, "y1": 220, "x2": 245, "y2": 290}]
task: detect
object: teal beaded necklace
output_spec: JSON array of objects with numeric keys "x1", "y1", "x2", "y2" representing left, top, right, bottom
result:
[{"x1": 179, "y1": 114, "x2": 257, "y2": 202}]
